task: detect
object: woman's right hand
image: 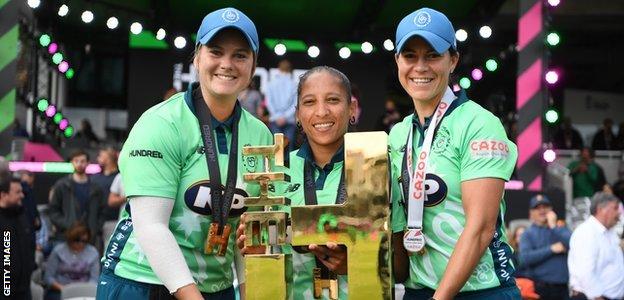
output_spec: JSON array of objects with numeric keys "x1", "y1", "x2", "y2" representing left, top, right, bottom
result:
[{"x1": 236, "y1": 214, "x2": 265, "y2": 255}]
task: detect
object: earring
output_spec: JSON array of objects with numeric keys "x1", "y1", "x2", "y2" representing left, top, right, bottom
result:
[{"x1": 349, "y1": 116, "x2": 356, "y2": 125}]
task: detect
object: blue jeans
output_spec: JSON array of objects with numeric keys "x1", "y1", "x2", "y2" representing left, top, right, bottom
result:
[{"x1": 269, "y1": 122, "x2": 297, "y2": 151}]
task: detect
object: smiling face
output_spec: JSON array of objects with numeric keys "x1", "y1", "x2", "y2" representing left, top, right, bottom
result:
[
  {"x1": 395, "y1": 37, "x2": 458, "y2": 107},
  {"x1": 297, "y1": 71, "x2": 355, "y2": 154},
  {"x1": 194, "y1": 29, "x2": 254, "y2": 103}
]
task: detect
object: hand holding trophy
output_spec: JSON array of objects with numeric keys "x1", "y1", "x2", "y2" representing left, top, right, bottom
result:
[{"x1": 239, "y1": 67, "x2": 391, "y2": 300}]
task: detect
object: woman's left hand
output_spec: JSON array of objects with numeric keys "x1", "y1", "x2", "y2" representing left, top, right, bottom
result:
[{"x1": 308, "y1": 242, "x2": 348, "y2": 275}]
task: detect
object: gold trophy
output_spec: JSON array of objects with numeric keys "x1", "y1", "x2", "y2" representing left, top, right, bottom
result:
[
  {"x1": 243, "y1": 132, "x2": 391, "y2": 299},
  {"x1": 242, "y1": 133, "x2": 291, "y2": 300}
]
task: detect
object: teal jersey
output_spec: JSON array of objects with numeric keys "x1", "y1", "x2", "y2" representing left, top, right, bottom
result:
[
  {"x1": 273, "y1": 143, "x2": 348, "y2": 300},
  {"x1": 103, "y1": 83, "x2": 273, "y2": 293},
  {"x1": 388, "y1": 92, "x2": 518, "y2": 292}
]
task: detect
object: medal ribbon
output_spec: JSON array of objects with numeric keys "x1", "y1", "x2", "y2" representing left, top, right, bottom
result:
[
  {"x1": 194, "y1": 90, "x2": 241, "y2": 235},
  {"x1": 404, "y1": 87, "x2": 456, "y2": 230}
]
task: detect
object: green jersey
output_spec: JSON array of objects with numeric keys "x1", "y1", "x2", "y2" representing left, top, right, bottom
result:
[
  {"x1": 102, "y1": 83, "x2": 273, "y2": 293},
  {"x1": 273, "y1": 142, "x2": 348, "y2": 300},
  {"x1": 389, "y1": 91, "x2": 518, "y2": 292}
]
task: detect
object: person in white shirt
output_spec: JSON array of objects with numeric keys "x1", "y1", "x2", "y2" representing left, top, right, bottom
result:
[
  {"x1": 568, "y1": 192, "x2": 624, "y2": 300},
  {"x1": 108, "y1": 173, "x2": 126, "y2": 218},
  {"x1": 266, "y1": 59, "x2": 297, "y2": 151}
]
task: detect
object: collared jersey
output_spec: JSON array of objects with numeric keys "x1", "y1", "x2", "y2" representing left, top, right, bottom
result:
[
  {"x1": 102, "y1": 83, "x2": 273, "y2": 293},
  {"x1": 389, "y1": 92, "x2": 518, "y2": 292},
  {"x1": 273, "y1": 143, "x2": 348, "y2": 300}
]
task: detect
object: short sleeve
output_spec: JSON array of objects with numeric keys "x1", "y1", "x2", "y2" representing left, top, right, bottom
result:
[
  {"x1": 459, "y1": 114, "x2": 518, "y2": 182},
  {"x1": 119, "y1": 113, "x2": 182, "y2": 199}
]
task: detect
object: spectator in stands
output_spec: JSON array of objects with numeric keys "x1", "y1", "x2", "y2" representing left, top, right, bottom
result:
[
  {"x1": 376, "y1": 98, "x2": 401, "y2": 133},
  {"x1": 568, "y1": 147, "x2": 606, "y2": 198},
  {"x1": 591, "y1": 118, "x2": 616, "y2": 150},
  {"x1": 519, "y1": 195, "x2": 571, "y2": 300},
  {"x1": 553, "y1": 117, "x2": 584, "y2": 149},
  {"x1": 239, "y1": 76, "x2": 263, "y2": 119},
  {"x1": 509, "y1": 225, "x2": 530, "y2": 278},
  {"x1": 0, "y1": 172, "x2": 35, "y2": 300},
  {"x1": 75, "y1": 119, "x2": 100, "y2": 147},
  {"x1": 18, "y1": 170, "x2": 41, "y2": 232},
  {"x1": 44, "y1": 222, "x2": 100, "y2": 300},
  {"x1": 568, "y1": 192, "x2": 624, "y2": 300},
  {"x1": 266, "y1": 59, "x2": 297, "y2": 151},
  {"x1": 49, "y1": 149, "x2": 105, "y2": 244},
  {"x1": 12, "y1": 118, "x2": 30, "y2": 138},
  {"x1": 615, "y1": 121, "x2": 624, "y2": 150},
  {"x1": 107, "y1": 172, "x2": 126, "y2": 218},
  {"x1": 612, "y1": 162, "x2": 624, "y2": 205},
  {"x1": 91, "y1": 147, "x2": 120, "y2": 222}
]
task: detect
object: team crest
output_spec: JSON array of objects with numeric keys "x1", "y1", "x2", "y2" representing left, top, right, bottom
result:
[
  {"x1": 183, "y1": 180, "x2": 248, "y2": 217},
  {"x1": 414, "y1": 11, "x2": 431, "y2": 27},
  {"x1": 242, "y1": 143, "x2": 257, "y2": 172},
  {"x1": 222, "y1": 9, "x2": 240, "y2": 23},
  {"x1": 432, "y1": 126, "x2": 451, "y2": 154}
]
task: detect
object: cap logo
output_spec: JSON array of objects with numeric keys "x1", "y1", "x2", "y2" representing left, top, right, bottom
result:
[
  {"x1": 222, "y1": 9, "x2": 240, "y2": 23},
  {"x1": 414, "y1": 12, "x2": 431, "y2": 27}
]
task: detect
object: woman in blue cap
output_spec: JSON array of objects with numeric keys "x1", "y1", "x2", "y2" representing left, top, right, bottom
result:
[
  {"x1": 388, "y1": 7, "x2": 521, "y2": 300},
  {"x1": 96, "y1": 7, "x2": 273, "y2": 300}
]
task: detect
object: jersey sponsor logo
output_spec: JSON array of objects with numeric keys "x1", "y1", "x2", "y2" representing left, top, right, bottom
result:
[
  {"x1": 284, "y1": 183, "x2": 301, "y2": 193},
  {"x1": 414, "y1": 11, "x2": 431, "y2": 27},
  {"x1": 423, "y1": 173, "x2": 447, "y2": 207},
  {"x1": 496, "y1": 248, "x2": 512, "y2": 281},
  {"x1": 184, "y1": 180, "x2": 248, "y2": 217},
  {"x1": 432, "y1": 126, "x2": 451, "y2": 154},
  {"x1": 469, "y1": 139, "x2": 509, "y2": 159},
  {"x1": 129, "y1": 149, "x2": 163, "y2": 159},
  {"x1": 222, "y1": 8, "x2": 240, "y2": 23}
]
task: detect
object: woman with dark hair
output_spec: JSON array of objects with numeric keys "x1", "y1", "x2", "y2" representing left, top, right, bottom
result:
[
  {"x1": 237, "y1": 66, "x2": 354, "y2": 299},
  {"x1": 389, "y1": 7, "x2": 520, "y2": 299},
  {"x1": 44, "y1": 222, "x2": 99, "y2": 300}
]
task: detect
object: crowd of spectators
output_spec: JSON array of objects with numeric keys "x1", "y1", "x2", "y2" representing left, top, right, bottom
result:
[
  {"x1": 0, "y1": 146, "x2": 125, "y2": 300},
  {"x1": 512, "y1": 192, "x2": 624, "y2": 300}
]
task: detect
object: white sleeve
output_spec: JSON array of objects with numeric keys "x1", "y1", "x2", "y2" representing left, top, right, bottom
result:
[
  {"x1": 110, "y1": 173, "x2": 124, "y2": 197},
  {"x1": 130, "y1": 196, "x2": 195, "y2": 293}
]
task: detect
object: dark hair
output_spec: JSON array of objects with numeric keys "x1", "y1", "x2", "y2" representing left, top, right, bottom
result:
[
  {"x1": 68, "y1": 149, "x2": 89, "y2": 162},
  {"x1": 581, "y1": 147, "x2": 594, "y2": 158},
  {"x1": 0, "y1": 172, "x2": 20, "y2": 194},
  {"x1": 296, "y1": 66, "x2": 352, "y2": 107},
  {"x1": 65, "y1": 222, "x2": 90, "y2": 243}
]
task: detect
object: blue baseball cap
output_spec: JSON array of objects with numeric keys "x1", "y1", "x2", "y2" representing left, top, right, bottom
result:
[
  {"x1": 395, "y1": 8, "x2": 457, "y2": 54},
  {"x1": 195, "y1": 7, "x2": 259, "y2": 53},
  {"x1": 529, "y1": 194, "x2": 552, "y2": 209}
]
